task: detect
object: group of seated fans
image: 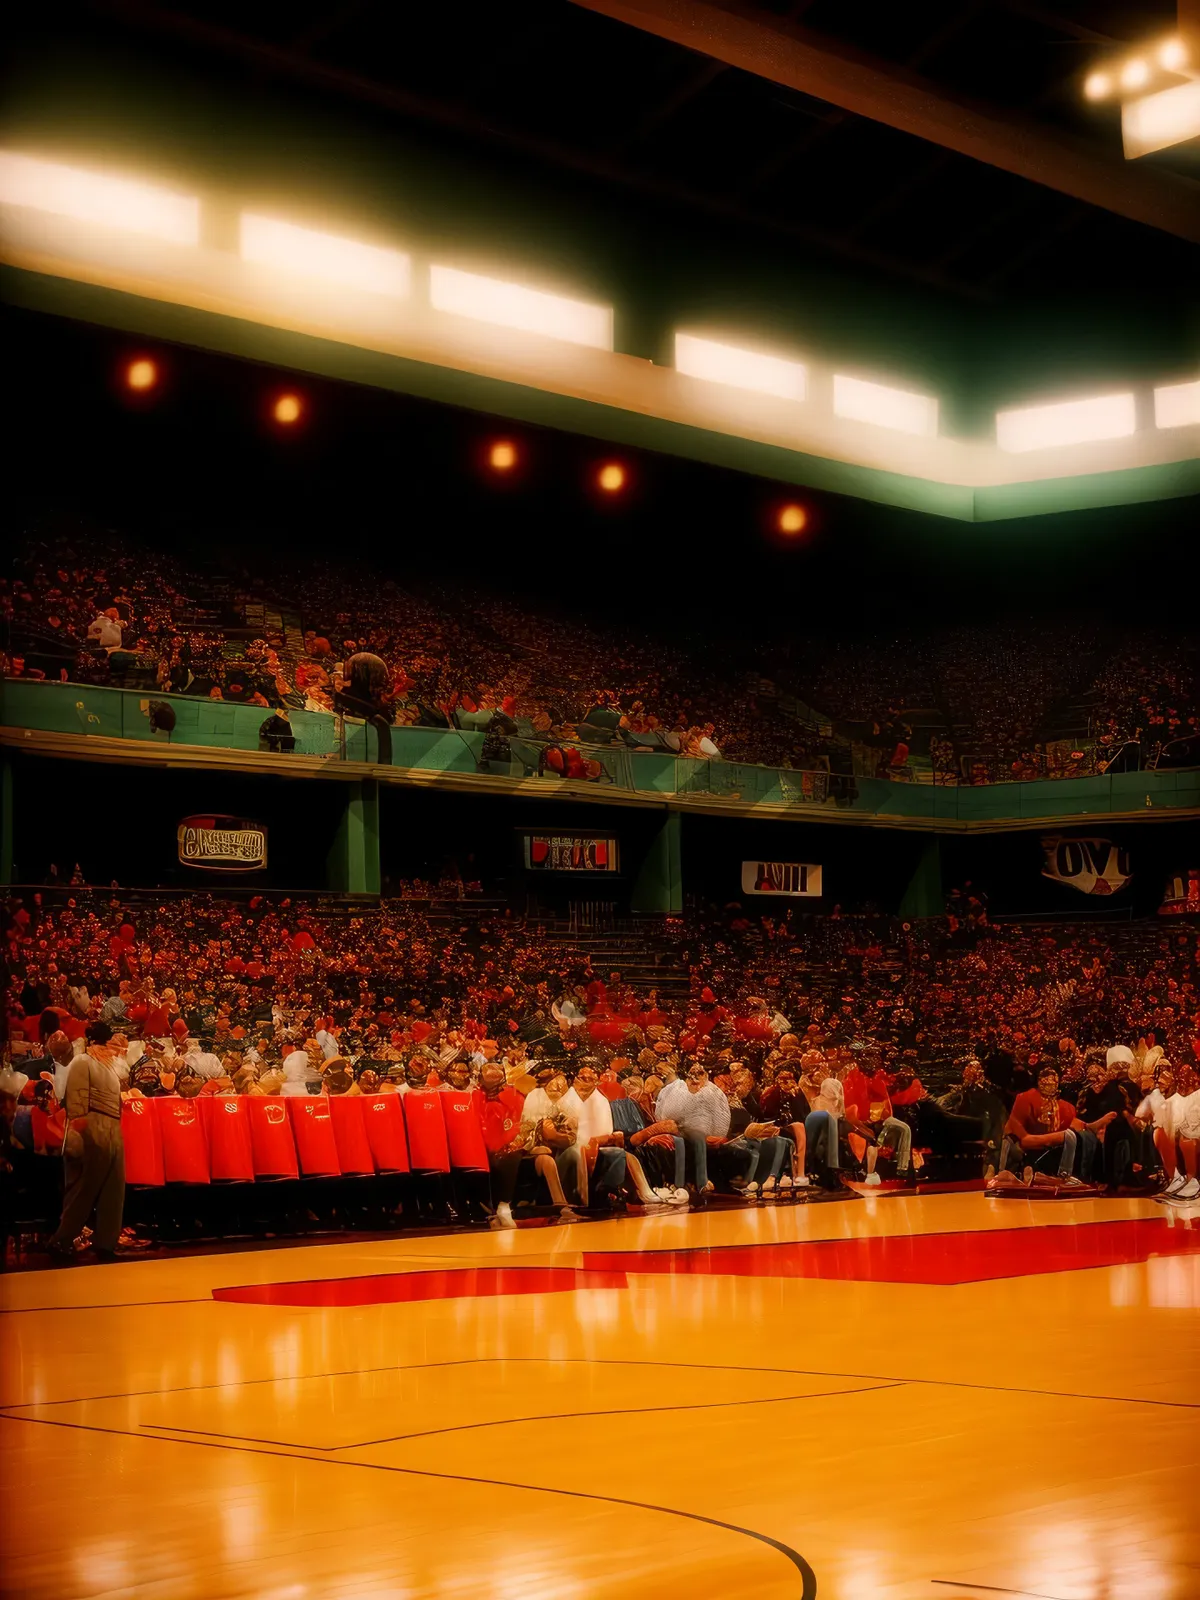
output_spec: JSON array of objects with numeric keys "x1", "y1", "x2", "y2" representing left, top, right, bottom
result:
[
  {"x1": 3, "y1": 888, "x2": 1198, "y2": 1257},
  {"x1": 5, "y1": 526, "x2": 1196, "y2": 783}
]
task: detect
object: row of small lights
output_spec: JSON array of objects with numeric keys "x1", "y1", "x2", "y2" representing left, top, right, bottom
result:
[
  {"x1": 1084, "y1": 35, "x2": 1189, "y2": 100},
  {"x1": 121, "y1": 355, "x2": 810, "y2": 534}
]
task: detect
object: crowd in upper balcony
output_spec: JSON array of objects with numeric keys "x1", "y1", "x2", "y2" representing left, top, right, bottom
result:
[{"x1": 3, "y1": 524, "x2": 1196, "y2": 783}]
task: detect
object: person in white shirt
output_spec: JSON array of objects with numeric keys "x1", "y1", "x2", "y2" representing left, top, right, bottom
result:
[
  {"x1": 86, "y1": 609, "x2": 123, "y2": 652},
  {"x1": 1149, "y1": 1062, "x2": 1200, "y2": 1202},
  {"x1": 184, "y1": 1040, "x2": 225, "y2": 1081},
  {"x1": 561, "y1": 1063, "x2": 656, "y2": 1206},
  {"x1": 47, "y1": 1020, "x2": 125, "y2": 1259},
  {"x1": 657, "y1": 1062, "x2": 730, "y2": 1194}
]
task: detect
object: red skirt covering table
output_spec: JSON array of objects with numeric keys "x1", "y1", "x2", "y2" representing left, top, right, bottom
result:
[
  {"x1": 200, "y1": 1095, "x2": 255, "y2": 1182},
  {"x1": 121, "y1": 1097, "x2": 165, "y2": 1187},
  {"x1": 440, "y1": 1089, "x2": 489, "y2": 1172},
  {"x1": 328, "y1": 1095, "x2": 375, "y2": 1175},
  {"x1": 287, "y1": 1096, "x2": 342, "y2": 1176},
  {"x1": 401, "y1": 1090, "x2": 451, "y2": 1172},
  {"x1": 156, "y1": 1096, "x2": 211, "y2": 1184},
  {"x1": 246, "y1": 1096, "x2": 300, "y2": 1179},
  {"x1": 360, "y1": 1094, "x2": 410, "y2": 1173}
]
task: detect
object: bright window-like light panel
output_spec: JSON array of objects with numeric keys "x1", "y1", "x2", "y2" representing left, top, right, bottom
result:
[
  {"x1": 996, "y1": 392, "x2": 1137, "y2": 453},
  {"x1": 1153, "y1": 378, "x2": 1200, "y2": 429},
  {"x1": 240, "y1": 213, "x2": 410, "y2": 297},
  {"x1": 1122, "y1": 79, "x2": 1200, "y2": 159},
  {"x1": 429, "y1": 264, "x2": 613, "y2": 349},
  {"x1": 832, "y1": 374, "x2": 938, "y2": 436},
  {"x1": 0, "y1": 150, "x2": 199, "y2": 244},
  {"x1": 675, "y1": 332, "x2": 807, "y2": 402}
]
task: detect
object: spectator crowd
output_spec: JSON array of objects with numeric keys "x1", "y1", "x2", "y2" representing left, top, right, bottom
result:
[{"x1": 4, "y1": 887, "x2": 1198, "y2": 1259}]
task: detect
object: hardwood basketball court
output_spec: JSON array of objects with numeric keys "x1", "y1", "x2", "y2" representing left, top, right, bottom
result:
[{"x1": 3, "y1": 1192, "x2": 1198, "y2": 1600}]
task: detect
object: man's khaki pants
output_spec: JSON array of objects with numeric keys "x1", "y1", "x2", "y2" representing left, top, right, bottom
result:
[{"x1": 50, "y1": 1113, "x2": 126, "y2": 1254}]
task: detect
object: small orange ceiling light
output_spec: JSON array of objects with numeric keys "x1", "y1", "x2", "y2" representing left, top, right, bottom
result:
[
  {"x1": 273, "y1": 393, "x2": 303, "y2": 424},
  {"x1": 126, "y1": 357, "x2": 157, "y2": 391},
  {"x1": 489, "y1": 440, "x2": 517, "y2": 471},
  {"x1": 778, "y1": 503, "x2": 807, "y2": 534},
  {"x1": 597, "y1": 461, "x2": 626, "y2": 493}
]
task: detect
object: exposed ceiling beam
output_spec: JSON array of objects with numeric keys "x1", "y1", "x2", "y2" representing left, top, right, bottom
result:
[
  {"x1": 84, "y1": 0, "x2": 984, "y2": 298},
  {"x1": 568, "y1": 0, "x2": 1200, "y2": 243}
]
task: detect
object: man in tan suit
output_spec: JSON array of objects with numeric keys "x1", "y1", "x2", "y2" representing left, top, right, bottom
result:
[{"x1": 48, "y1": 1020, "x2": 126, "y2": 1261}]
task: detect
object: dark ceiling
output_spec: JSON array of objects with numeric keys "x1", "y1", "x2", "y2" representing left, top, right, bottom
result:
[{"x1": 15, "y1": 0, "x2": 1200, "y2": 304}]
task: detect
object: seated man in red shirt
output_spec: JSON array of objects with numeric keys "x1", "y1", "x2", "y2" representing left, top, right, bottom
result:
[
  {"x1": 1004, "y1": 1064, "x2": 1097, "y2": 1186},
  {"x1": 478, "y1": 1063, "x2": 578, "y2": 1228}
]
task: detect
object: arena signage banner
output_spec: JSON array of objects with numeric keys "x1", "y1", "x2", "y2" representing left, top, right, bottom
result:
[
  {"x1": 1040, "y1": 835, "x2": 1131, "y2": 896},
  {"x1": 741, "y1": 861, "x2": 823, "y2": 897},
  {"x1": 178, "y1": 815, "x2": 268, "y2": 872},
  {"x1": 1160, "y1": 870, "x2": 1200, "y2": 916},
  {"x1": 525, "y1": 834, "x2": 619, "y2": 872}
]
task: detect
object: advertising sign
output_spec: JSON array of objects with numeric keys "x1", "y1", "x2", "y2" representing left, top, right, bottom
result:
[
  {"x1": 741, "y1": 860, "x2": 823, "y2": 897},
  {"x1": 178, "y1": 815, "x2": 268, "y2": 871},
  {"x1": 525, "y1": 834, "x2": 619, "y2": 872}
]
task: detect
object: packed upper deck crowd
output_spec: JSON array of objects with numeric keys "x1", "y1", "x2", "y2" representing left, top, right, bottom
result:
[{"x1": 3, "y1": 526, "x2": 1197, "y2": 782}]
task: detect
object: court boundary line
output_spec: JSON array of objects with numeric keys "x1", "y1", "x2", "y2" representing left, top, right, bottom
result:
[
  {"x1": 135, "y1": 1380, "x2": 904, "y2": 1451},
  {"x1": 4, "y1": 1354, "x2": 1196, "y2": 1415},
  {"x1": 0, "y1": 1411, "x2": 818, "y2": 1599},
  {"x1": 931, "y1": 1579, "x2": 1075, "y2": 1599}
]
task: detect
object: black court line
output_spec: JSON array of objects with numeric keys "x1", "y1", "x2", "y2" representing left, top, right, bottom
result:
[
  {"x1": 0, "y1": 1412, "x2": 817, "y2": 1599},
  {"x1": 137, "y1": 1381, "x2": 903, "y2": 1452},
  {"x1": 931, "y1": 1580, "x2": 1073, "y2": 1599},
  {"x1": 0, "y1": 1296, "x2": 213, "y2": 1314},
  {"x1": 5, "y1": 1353, "x2": 1196, "y2": 1417}
]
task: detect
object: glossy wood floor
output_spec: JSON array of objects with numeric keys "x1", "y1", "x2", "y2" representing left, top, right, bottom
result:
[{"x1": 3, "y1": 1193, "x2": 1199, "y2": 1600}]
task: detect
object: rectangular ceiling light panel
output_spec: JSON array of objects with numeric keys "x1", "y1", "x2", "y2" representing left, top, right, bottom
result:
[
  {"x1": 1122, "y1": 80, "x2": 1200, "y2": 159},
  {"x1": 996, "y1": 391, "x2": 1137, "y2": 453},
  {"x1": 675, "y1": 332, "x2": 807, "y2": 401},
  {"x1": 240, "y1": 213, "x2": 411, "y2": 297},
  {"x1": 1153, "y1": 378, "x2": 1200, "y2": 430},
  {"x1": 429, "y1": 264, "x2": 613, "y2": 349},
  {"x1": 832, "y1": 373, "x2": 938, "y2": 436},
  {"x1": 0, "y1": 150, "x2": 199, "y2": 244}
]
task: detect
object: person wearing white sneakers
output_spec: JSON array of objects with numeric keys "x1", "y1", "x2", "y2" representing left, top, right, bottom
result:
[
  {"x1": 1148, "y1": 1063, "x2": 1200, "y2": 1203},
  {"x1": 608, "y1": 1071, "x2": 689, "y2": 1205}
]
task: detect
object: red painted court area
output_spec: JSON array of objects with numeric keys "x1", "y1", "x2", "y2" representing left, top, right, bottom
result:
[
  {"x1": 584, "y1": 1218, "x2": 1200, "y2": 1286},
  {"x1": 213, "y1": 1265, "x2": 629, "y2": 1306},
  {"x1": 209, "y1": 1219, "x2": 1200, "y2": 1306}
]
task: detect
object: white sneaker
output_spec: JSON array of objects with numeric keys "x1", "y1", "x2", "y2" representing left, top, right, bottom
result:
[
  {"x1": 863, "y1": 1172, "x2": 881, "y2": 1187},
  {"x1": 652, "y1": 1187, "x2": 674, "y2": 1202},
  {"x1": 792, "y1": 1174, "x2": 810, "y2": 1188},
  {"x1": 1164, "y1": 1171, "x2": 1188, "y2": 1196},
  {"x1": 778, "y1": 1175, "x2": 792, "y2": 1190},
  {"x1": 1172, "y1": 1178, "x2": 1200, "y2": 1202},
  {"x1": 490, "y1": 1202, "x2": 516, "y2": 1229},
  {"x1": 668, "y1": 1187, "x2": 689, "y2": 1205}
]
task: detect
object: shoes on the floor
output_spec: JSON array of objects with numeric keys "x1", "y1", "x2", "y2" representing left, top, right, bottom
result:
[
  {"x1": 863, "y1": 1172, "x2": 881, "y2": 1187},
  {"x1": 489, "y1": 1203, "x2": 517, "y2": 1230},
  {"x1": 667, "y1": 1188, "x2": 689, "y2": 1206},
  {"x1": 1167, "y1": 1177, "x2": 1200, "y2": 1202},
  {"x1": 1163, "y1": 1172, "x2": 1189, "y2": 1196}
]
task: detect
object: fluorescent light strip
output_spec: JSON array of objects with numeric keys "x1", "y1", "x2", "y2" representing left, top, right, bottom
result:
[
  {"x1": 240, "y1": 213, "x2": 410, "y2": 297},
  {"x1": 833, "y1": 373, "x2": 938, "y2": 436},
  {"x1": 429, "y1": 264, "x2": 612, "y2": 349},
  {"x1": 675, "y1": 332, "x2": 807, "y2": 402},
  {"x1": 0, "y1": 150, "x2": 199, "y2": 244},
  {"x1": 997, "y1": 392, "x2": 1137, "y2": 453},
  {"x1": 1153, "y1": 378, "x2": 1200, "y2": 430},
  {"x1": 1122, "y1": 79, "x2": 1200, "y2": 159}
]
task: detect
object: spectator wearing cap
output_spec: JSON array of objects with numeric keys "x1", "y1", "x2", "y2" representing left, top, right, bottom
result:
[{"x1": 47, "y1": 1019, "x2": 126, "y2": 1260}]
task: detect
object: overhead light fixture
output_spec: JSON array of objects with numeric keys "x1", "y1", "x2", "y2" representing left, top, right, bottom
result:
[
  {"x1": 0, "y1": 150, "x2": 199, "y2": 244},
  {"x1": 240, "y1": 213, "x2": 411, "y2": 297},
  {"x1": 273, "y1": 394, "x2": 303, "y2": 425},
  {"x1": 996, "y1": 392, "x2": 1136, "y2": 453},
  {"x1": 674, "y1": 332, "x2": 807, "y2": 402},
  {"x1": 1084, "y1": 72, "x2": 1112, "y2": 101},
  {"x1": 832, "y1": 373, "x2": 938, "y2": 437},
  {"x1": 1123, "y1": 78, "x2": 1200, "y2": 157},
  {"x1": 429, "y1": 264, "x2": 613, "y2": 349},
  {"x1": 1120, "y1": 58, "x2": 1150, "y2": 91},
  {"x1": 1153, "y1": 378, "x2": 1200, "y2": 430},
  {"x1": 596, "y1": 462, "x2": 626, "y2": 492},
  {"x1": 125, "y1": 358, "x2": 158, "y2": 391},
  {"x1": 1158, "y1": 37, "x2": 1187, "y2": 73}
]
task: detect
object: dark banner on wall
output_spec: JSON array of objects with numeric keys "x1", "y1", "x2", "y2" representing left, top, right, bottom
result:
[
  {"x1": 178, "y1": 815, "x2": 268, "y2": 871},
  {"x1": 1040, "y1": 835, "x2": 1132, "y2": 896},
  {"x1": 741, "y1": 860, "x2": 823, "y2": 897},
  {"x1": 525, "y1": 834, "x2": 619, "y2": 873},
  {"x1": 1160, "y1": 870, "x2": 1200, "y2": 915}
]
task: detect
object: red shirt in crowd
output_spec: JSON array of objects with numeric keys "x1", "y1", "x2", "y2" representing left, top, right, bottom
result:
[
  {"x1": 478, "y1": 1087, "x2": 525, "y2": 1153},
  {"x1": 1006, "y1": 1090, "x2": 1077, "y2": 1144}
]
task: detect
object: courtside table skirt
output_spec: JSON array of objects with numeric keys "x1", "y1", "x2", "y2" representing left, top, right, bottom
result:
[
  {"x1": 360, "y1": 1094, "x2": 410, "y2": 1173},
  {"x1": 120, "y1": 1098, "x2": 166, "y2": 1187},
  {"x1": 441, "y1": 1089, "x2": 490, "y2": 1172},
  {"x1": 158, "y1": 1097, "x2": 211, "y2": 1185},
  {"x1": 401, "y1": 1090, "x2": 452, "y2": 1172},
  {"x1": 288, "y1": 1096, "x2": 343, "y2": 1177},
  {"x1": 200, "y1": 1095, "x2": 256, "y2": 1182},
  {"x1": 328, "y1": 1096, "x2": 375, "y2": 1176},
  {"x1": 246, "y1": 1096, "x2": 300, "y2": 1180}
]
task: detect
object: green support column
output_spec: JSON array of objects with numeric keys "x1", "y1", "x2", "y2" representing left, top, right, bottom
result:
[
  {"x1": 326, "y1": 779, "x2": 381, "y2": 896},
  {"x1": 899, "y1": 837, "x2": 943, "y2": 921},
  {"x1": 632, "y1": 810, "x2": 683, "y2": 914},
  {"x1": 0, "y1": 753, "x2": 12, "y2": 887}
]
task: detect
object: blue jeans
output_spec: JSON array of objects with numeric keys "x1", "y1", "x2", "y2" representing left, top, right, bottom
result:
[
  {"x1": 804, "y1": 1109, "x2": 839, "y2": 1171},
  {"x1": 682, "y1": 1135, "x2": 710, "y2": 1188}
]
